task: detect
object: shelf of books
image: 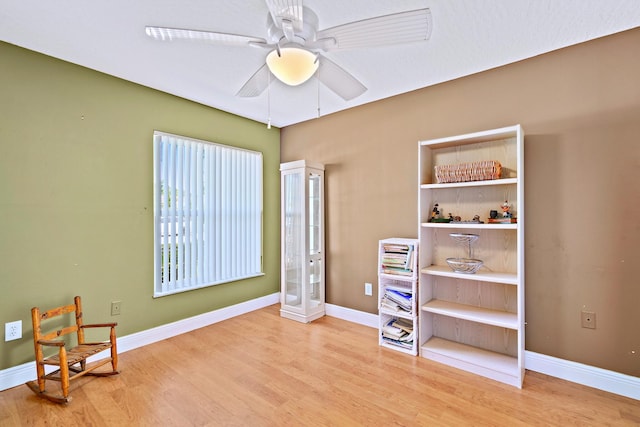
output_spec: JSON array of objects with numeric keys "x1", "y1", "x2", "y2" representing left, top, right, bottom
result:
[{"x1": 378, "y1": 238, "x2": 419, "y2": 355}]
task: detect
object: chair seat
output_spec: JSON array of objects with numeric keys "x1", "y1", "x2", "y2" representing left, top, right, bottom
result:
[{"x1": 42, "y1": 342, "x2": 113, "y2": 366}]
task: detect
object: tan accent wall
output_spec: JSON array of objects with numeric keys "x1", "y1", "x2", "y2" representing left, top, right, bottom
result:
[{"x1": 281, "y1": 28, "x2": 640, "y2": 376}]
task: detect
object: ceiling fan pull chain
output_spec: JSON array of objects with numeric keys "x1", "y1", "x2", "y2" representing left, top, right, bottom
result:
[
  {"x1": 267, "y1": 71, "x2": 272, "y2": 129},
  {"x1": 316, "y1": 72, "x2": 321, "y2": 119}
]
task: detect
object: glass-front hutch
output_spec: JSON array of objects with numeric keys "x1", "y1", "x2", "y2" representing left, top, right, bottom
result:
[{"x1": 280, "y1": 160, "x2": 325, "y2": 323}]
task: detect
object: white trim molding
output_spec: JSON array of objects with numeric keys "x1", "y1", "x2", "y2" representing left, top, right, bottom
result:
[
  {"x1": 0, "y1": 362, "x2": 34, "y2": 392},
  {"x1": 116, "y1": 292, "x2": 279, "y2": 354},
  {"x1": 325, "y1": 303, "x2": 378, "y2": 328},
  {"x1": 524, "y1": 351, "x2": 640, "y2": 401}
]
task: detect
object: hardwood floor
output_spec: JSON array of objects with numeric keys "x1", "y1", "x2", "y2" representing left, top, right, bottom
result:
[{"x1": 1, "y1": 304, "x2": 638, "y2": 426}]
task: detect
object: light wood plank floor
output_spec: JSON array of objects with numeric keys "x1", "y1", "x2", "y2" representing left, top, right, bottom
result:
[{"x1": 1, "y1": 304, "x2": 638, "y2": 426}]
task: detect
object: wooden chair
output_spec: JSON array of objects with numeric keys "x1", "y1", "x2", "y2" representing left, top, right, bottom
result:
[{"x1": 26, "y1": 296, "x2": 119, "y2": 403}]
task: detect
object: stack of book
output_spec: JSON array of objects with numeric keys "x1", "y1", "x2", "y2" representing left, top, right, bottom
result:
[
  {"x1": 381, "y1": 317, "x2": 414, "y2": 349},
  {"x1": 380, "y1": 243, "x2": 415, "y2": 276},
  {"x1": 380, "y1": 288, "x2": 412, "y2": 313}
]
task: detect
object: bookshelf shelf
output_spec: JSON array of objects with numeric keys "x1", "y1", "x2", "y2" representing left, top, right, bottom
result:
[
  {"x1": 422, "y1": 300, "x2": 518, "y2": 330},
  {"x1": 378, "y1": 238, "x2": 419, "y2": 356},
  {"x1": 420, "y1": 177, "x2": 518, "y2": 190},
  {"x1": 418, "y1": 125, "x2": 525, "y2": 388},
  {"x1": 421, "y1": 337, "x2": 521, "y2": 387},
  {"x1": 379, "y1": 307, "x2": 414, "y2": 321},
  {"x1": 379, "y1": 272, "x2": 416, "y2": 282},
  {"x1": 420, "y1": 222, "x2": 518, "y2": 230},
  {"x1": 421, "y1": 265, "x2": 518, "y2": 285}
]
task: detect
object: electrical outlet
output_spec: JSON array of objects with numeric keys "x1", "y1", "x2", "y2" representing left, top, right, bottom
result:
[
  {"x1": 364, "y1": 282, "x2": 373, "y2": 296},
  {"x1": 111, "y1": 301, "x2": 122, "y2": 316},
  {"x1": 581, "y1": 311, "x2": 596, "y2": 329},
  {"x1": 5, "y1": 320, "x2": 22, "y2": 341}
]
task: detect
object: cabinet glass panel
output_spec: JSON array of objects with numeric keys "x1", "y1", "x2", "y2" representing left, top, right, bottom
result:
[
  {"x1": 309, "y1": 173, "x2": 321, "y2": 256},
  {"x1": 308, "y1": 172, "x2": 323, "y2": 310},
  {"x1": 283, "y1": 172, "x2": 304, "y2": 308},
  {"x1": 309, "y1": 258, "x2": 322, "y2": 307}
]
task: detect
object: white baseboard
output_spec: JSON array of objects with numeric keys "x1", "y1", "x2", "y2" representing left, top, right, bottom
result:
[
  {"x1": 325, "y1": 303, "x2": 378, "y2": 328},
  {"x1": 0, "y1": 292, "x2": 279, "y2": 392},
  {"x1": 2, "y1": 299, "x2": 637, "y2": 402},
  {"x1": 524, "y1": 351, "x2": 639, "y2": 400},
  {"x1": 0, "y1": 362, "x2": 34, "y2": 393},
  {"x1": 115, "y1": 292, "x2": 280, "y2": 354}
]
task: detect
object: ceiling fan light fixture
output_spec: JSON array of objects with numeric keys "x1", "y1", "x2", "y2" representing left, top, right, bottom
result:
[{"x1": 266, "y1": 47, "x2": 318, "y2": 86}]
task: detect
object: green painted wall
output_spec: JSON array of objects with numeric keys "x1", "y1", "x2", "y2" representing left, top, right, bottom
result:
[{"x1": 0, "y1": 42, "x2": 280, "y2": 370}]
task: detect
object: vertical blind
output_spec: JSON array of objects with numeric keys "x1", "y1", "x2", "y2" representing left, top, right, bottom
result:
[{"x1": 153, "y1": 131, "x2": 263, "y2": 297}]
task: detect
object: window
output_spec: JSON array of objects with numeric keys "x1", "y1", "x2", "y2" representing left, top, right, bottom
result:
[{"x1": 153, "y1": 131, "x2": 263, "y2": 297}]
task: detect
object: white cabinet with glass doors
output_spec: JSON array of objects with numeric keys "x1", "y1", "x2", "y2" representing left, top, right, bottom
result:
[{"x1": 280, "y1": 160, "x2": 325, "y2": 323}]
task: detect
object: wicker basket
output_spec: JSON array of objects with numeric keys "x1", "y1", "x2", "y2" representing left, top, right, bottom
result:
[{"x1": 435, "y1": 160, "x2": 502, "y2": 183}]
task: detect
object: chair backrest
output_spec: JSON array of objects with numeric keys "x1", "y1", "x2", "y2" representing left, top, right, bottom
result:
[{"x1": 31, "y1": 296, "x2": 87, "y2": 346}]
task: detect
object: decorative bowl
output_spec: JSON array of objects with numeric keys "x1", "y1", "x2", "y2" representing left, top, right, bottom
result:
[
  {"x1": 446, "y1": 257, "x2": 483, "y2": 274},
  {"x1": 448, "y1": 233, "x2": 479, "y2": 245}
]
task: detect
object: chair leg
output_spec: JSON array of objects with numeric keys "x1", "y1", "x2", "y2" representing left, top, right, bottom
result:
[
  {"x1": 35, "y1": 362, "x2": 46, "y2": 393},
  {"x1": 59, "y1": 348, "x2": 70, "y2": 400},
  {"x1": 110, "y1": 327, "x2": 118, "y2": 372}
]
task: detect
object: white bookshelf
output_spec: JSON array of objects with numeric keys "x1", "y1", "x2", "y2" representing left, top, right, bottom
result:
[
  {"x1": 418, "y1": 125, "x2": 525, "y2": 388},
  {"x1": 378, "y1": 238, "x2": 419, "y2": 356}
]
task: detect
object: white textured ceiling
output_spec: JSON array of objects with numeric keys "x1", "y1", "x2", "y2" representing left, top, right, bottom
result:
[{"x1": 1, "y1": 1, "x2": 639, "y2": 127}]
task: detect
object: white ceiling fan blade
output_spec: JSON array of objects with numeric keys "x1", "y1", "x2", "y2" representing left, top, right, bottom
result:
[
  {"x1": 317, "y1": 55, "x2": 367, "y2": 101},
  {"x1": 316, "y1": 8, "x2": 432, "y2": 50},
  {"x1": 264, "y1": 0, "x2": 304, "y2": 33},
  {"x1": 236, "y1": 64, "x2": 271, "y2": 97},
  {"x1": 145, "y1": 26, "x2": 267, "y2": 47}
]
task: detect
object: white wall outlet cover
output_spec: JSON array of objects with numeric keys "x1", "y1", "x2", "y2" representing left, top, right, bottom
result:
[
  {"x1": 5, "y1": 320, "x2": 22, "y2": 341},
  {"x1": 365, "y1": 282, "x2": 373, "y2": 296}
]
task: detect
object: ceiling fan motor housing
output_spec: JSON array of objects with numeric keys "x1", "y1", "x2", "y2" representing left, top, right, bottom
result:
[{"x1": 267, "y1": 6, "x2": 319, "y2": 47}]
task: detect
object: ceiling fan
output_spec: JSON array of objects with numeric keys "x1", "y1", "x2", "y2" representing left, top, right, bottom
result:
[{"x1": 145, "y1": 0, "x2": 432, "y2": 101}]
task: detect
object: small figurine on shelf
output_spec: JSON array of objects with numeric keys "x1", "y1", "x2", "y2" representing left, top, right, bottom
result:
[
  {"x1": 450, "y1": 214, "x2": 482, "y2": 224},
  {"x1": 501, "y1": 201, "x2": 512, "y2": 218},
  {"x1": 429, "y1": 203, "x2": 451, "y2": 223},
  {"x1": 488, "y1": 202, "x2": 516, "y2": 224},
  {"x1": 430, "y1": 203, "x2": 441, "y2": 222}
]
